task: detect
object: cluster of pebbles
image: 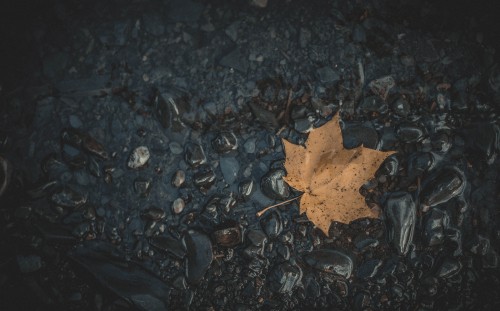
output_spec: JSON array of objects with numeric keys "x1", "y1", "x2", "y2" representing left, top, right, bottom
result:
[{"x1": 1, "y1": 0, "x2": 500, "y2": 310}]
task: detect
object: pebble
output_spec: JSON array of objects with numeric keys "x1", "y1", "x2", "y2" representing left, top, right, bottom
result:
[
  {"x1": 0, "y1": 155, "x2": 12, "y2": 197},
  {"x1": 69, "y1": 115, "x2": 83, "y2": 128},
  {"x1": 260, "y1": 168, "x2": 290, "y2": 200},
  {"x1": 185, "y1": 230, "x2": 213, "y2": 284},
  {"x1": 384, "y1": 192, "x2": 416, "y2": 255},
  {"x1": 243, "y1": 138, "x2": 256, "y2": 153},
  {"x1": 220, "y1": 157, "x2": 239, "y2": 185},
  {"x1": 134, "y1": 178, "x2": 152, "y2": 197},
  {"x1": 51, "y1": 188, "x2": 87, "y2": 208},
  {"x1": 369, "y1": 76, "x2": 395, "y2": 100},
  {"x1": 17, "y1": 255, "x2": 43, "y2": 273},
  {"x1": 128, "y1": 146, "x2": 150, "y2": 169},
  {"x1": 212, "y1": 132, "x2": 238, "y2": 154},
  {"x1": 421, "y1": 168, "x2": 465, "y2": 207},
  {"x1": 212, "y1": 223, "x2": 242, "y2": 247},
  {"x1": 172, "y1": 198, "x2": 185, "y2": 214},
  {"x1": 304, "y1": 249, "x2": 353, "y2": 278},
  {"x1": 269, "y1": 263, "x2": 302, "y2": 294},
  {"x1": 316, "y1": 66, "x2": 340, "y2": 84},
  {"x1": 169, "y1": 142, "x2": 183, "y2": 155},
  {"x1": 185, "y1": 143, "x2": 206, "y2": 168},
  {"x1": 172, "y1": 170, "x2": 186, "y2": 188}
]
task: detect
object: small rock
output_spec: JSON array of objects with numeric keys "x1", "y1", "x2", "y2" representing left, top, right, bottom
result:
[
  {"x1": 185, "y1": 143, "x2": 206, "y2": 168},
  {"x1": 17, "y1": 255, "x2": 43, "y2": 273},
  {"x1": 436, "y1": 257, "x2": 462, "y2": 279},
  {"x1": 172, "y1": 198, "x2": 185, "y2": 214},
  {"x1": 316, "y1": 66, "x2": 340, "y2": 84},
  {"x1": 141, "y1": 207, "x2": 166, "y2": 221},
  {"x1": 0, "y1": 155, "x2": 12, "y2": 197},
  {"x1": 212, "y1": 132, "x2": 238, "y2": 154},
  {"x1": 169, "y1": 142, "x2": 183, "y2": 155},
  {"x1": 260, "y1": 210, "x2": 283, "y2": 239},
  {"x1": 134, "y1": 178, "x2": 152, "y2": 197},
  {"x1": 212, "y1": 223, "x2": 242, "y2": 247},
  {"x1": 359, "y1": 95, "x2": 388, "y2": 114},
  {"x1": 193, "y1": 166, "x2": 216, "y2": 192},
  {"x1": 239, "y1": 179, "x2": 254, "y2": 198},
  {"x1": 82, "y1": 135, "x2": 108, "y2": 160},
  {"x1": 172, "y1": 170, "x2": 186, "y2": 188},
  {"x1": 51, "y1": 188, "x2": 87, "y2": 208},
  {"x1": 304, "y1": 249, "x2": 353, "y2": 278},
  {"x1": 149, "y1": 236, "x2": 187, "y2": 259},
  {"x1": 368, "y1": 76, "x2": 395, "y2": 100},
  {"x1": 69, "y1": 115, "x2": 83, "y2": 128},
  {"x1": 261, "y1": 168, "x2": 290, "y2": 200},
  {"x1": 128, "y1": 146, "x2": 150, "y2": 169},
  {"x1": 269, "y1": 263, "x2": 302, "y2": 294},
  {"x1": 184, "y1": 230, "x2": 213, "y2": 284},
  {"x1": 220, "y1": 157, "x2": 239, "y2": 185},
  {"x1": 244, "y1": 138, "x2": 256, "y2": 153},
  {"x1": 250, "y1": 0, "x2": 268, "y2": 8},
  {"x1": 247, "y1": 229, "x2": 268, "y2": 247}
]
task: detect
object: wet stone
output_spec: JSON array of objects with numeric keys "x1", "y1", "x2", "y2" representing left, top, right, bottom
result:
[
  {"x1": 87, "y1": 157, "x2": 101, "y2": 177},
  {"x1": 384, "y1": 192, "x2": 416, "y2": 255},
  {"x1": 261, "y1": 168, "x2": 290, "y2": 200},
  {"x1": 169, "y1": 142, "x2": 183, "y2": 155},
  {"x1": 173, "y1": 275, "x2": 188, "y2": 290},
  {"x1": 149, "y1": 235, "x2": 186, "y2": 259},
  {"x1": 61, "y1": 128, "x2": 83, "y2": 148},
  {"x1": 424, "y1": 208, "x2": 450, "y2": 246},
  {"x1": 184, "y1": 230, "x2": 213, "y2": 284},
  {"x1": 396, "y1": 123, "x2": 425, "y2": 143},
  {"x1": 239, "y1": 179, "x2": 254, "y2": 198},
  {"x1": 141, "y1": 207, "x2": 165, "y2": 221},
  {"x1": 128, "y1": 146, "x2": 150, "y2": 169},
  {"x1": 316, "y1": 66, "x2": 340, "y2": 84},
  {"x1": 185, "y1": 143, "x2": 206, "y2": 168},
  {"x1": 392, "y1": 97, "x2": 411, "y2": 117},
  {"x1": 193, "y1": 166, "x2": 216, "y2": 192},
  {"x1": 436, "y1": 257, "x2": 462, "y2": 279},
  {"x1": 269, "y1": 263, "x2": 302, "y2": 294},
  {"x1": 172, "y1": 198, "x2": 185, "y2": 214},
  {"x1": 421, "y1": 168, "x2": 465, "y2": 207},
  {"x1": 69, "y1": 115, "x2": 83, "y2": 128},
  {"x1": 247, "y1": 229, "x2": 268, "y2": 247},
  {"x1": 51, "y1": 188, "x2": 87, "y2": 208},
  {"x1": 304, "y1": 249, "x2": 353, "y2": 278},
  {"x1": 212, "y1": 132, "x2": 238, "y2": 154},
  {"x1": 72, "y1": 222, "x2": 91, "y2": 239},
  {"x1": 342, "y1": 123, "x2": 379, "y2": 149},
  {"x1": 369, "y1": 76, "x2": 395, "y2": 100},
  {"x1": 220, "y1": 157, "x2": 239, "y2": 185},
  {"x1": 134, "y1": 178, "x2": 152, "y2": 197},
  {"x1": 260, "y1": 210, "x2": 283, "y2": 239},
  {"x1": 82, "y1": 135, "x2": 108, "y2": 160},
  {"x1": 0, "y1": 155, "x2": 12, "y2": 197},
  {"x1": 294, "y1": 116, "x2": 315, "y2": 134},
  {"x1": 172, "y1": 170, "x2": 186, "y2": 188},
  {"x1": 17, "y1": 255, "x2": 43, "y2": 273},
  {"x1": 357, "y1": 259, "x2": 383, "y2": 279},
  {"x1": 243, "y1": 138, "x2": 256, "y2": 154},
  {"x1": 359, "y1": 95, "x2": 388, "y2": 114},
  {"x1": 212, "y1": 223, "x2": 242, "y2": 247}
]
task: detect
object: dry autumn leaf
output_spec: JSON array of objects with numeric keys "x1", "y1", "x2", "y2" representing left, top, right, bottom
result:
[{"x1": 282, "y1": 113, "x2": 394, "y2": 235}]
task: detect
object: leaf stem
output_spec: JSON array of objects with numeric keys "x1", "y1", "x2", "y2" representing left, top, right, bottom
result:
[{"x1": 256, "y1": 194, "x2": 303, "y2": 217}]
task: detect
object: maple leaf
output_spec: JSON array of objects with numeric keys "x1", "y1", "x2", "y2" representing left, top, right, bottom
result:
[{"x1": 282, "y1": 113, "x2": 394, "y2": 235}]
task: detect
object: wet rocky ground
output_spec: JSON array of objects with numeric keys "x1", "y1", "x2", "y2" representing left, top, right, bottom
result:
[{"x1": 1, "y1": 0, "x2": 500, "y2": 310}]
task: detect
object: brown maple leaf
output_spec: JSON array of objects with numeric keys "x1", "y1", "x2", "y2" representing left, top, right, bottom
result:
[{"x1": 282, "y1": 113, "x2": 394, "y2": 235}]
